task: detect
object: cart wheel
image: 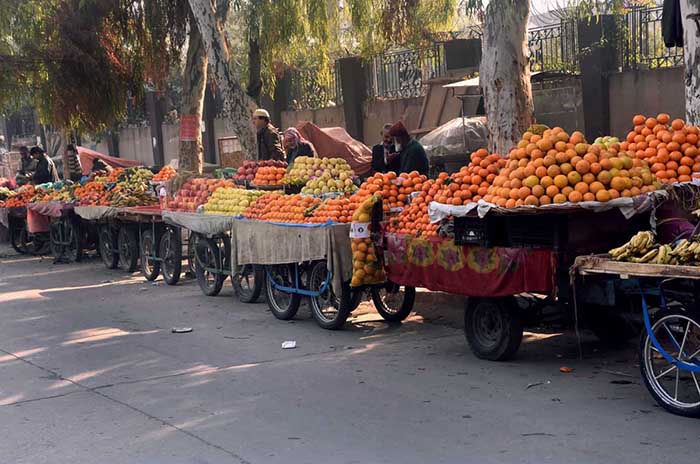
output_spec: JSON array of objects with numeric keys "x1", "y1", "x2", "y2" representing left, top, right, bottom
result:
[
  {"x1": 371, "y1": 281, "x2": 416, "y2": 322},
  {"x1": 349, "y1": 286, "x2": 364, "y2": 311},
  {"x1": 159, "y1": 226, "x2": 182, "y2": 285},
  {"x1": 98, "y1": 225, "x2": 119, "y2": 269},
  {"x1": 640, "y1": 307, "x2": 700, "y2": 417},
  {"x1": 464, "y1": 297, "x2": 523, "y2": 361},
  {"x1": 265, "y1": 264, "x2": 301, "y2": 320},
  {"x1": 139, "y1": 229, "x2": 161, "y2": 281},
  {"x1": 117, "y1": 226, "x2": 139, "y2": 272},
  {"x1": 195, "y1": 237, "x2": 226, "y2": 296},
  {"x1": 10, "y1": 223, "x2": 29, "y2": 255},
  {"x1": 309, "y1": 261, "x2": 351, "y2": 330},
  {"x1": 55, "y1": 218, "x2": 82, "y2": 263},
  {"x1": 186, "y1": 231, "x2": 198, "y2": 276},
  {"x1": 233, "y1": 264, "x2": 264, "y2": 303}
]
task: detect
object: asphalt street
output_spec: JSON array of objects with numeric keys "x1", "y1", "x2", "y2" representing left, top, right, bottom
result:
[{"x1": 0, "y1": 244, "x2": 697, "y2": 463}]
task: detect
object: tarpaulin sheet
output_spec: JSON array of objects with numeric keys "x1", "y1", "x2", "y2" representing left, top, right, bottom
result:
[
  {"x1": 74, "y1": 206, "x2": 121, "y2": 221},
  {"x1": 77, "y1": 147, "x2": 141, "y2": 175},
  {"x1": 27, "y1": 201, "x2": 73, "y2": 218},
  {"x1": 384, "y1": 233, "x2": 554, "y2": 297},
  {"x1": 162, "y1": 211, "x2": 235, "y2": 236},
  {"x1": 296, "y1": 122, "x2": 372, "y2": 176},
  {"x1": 231, "y1": 219, "x2": 353, "y2": 293},
  {"x1": 428, "y1": 189, "x2": 668, "y2": 222},
  {"x1": 27, "y1": 209, "x2": 50, "y2": 233},
  {"x1": 421, "y1": 117, "x2": 488, "y2": 161}
]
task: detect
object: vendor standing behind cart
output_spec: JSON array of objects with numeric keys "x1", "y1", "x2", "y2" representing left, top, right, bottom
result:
[
  {"x1": 31, "y1": 146, "x2": 59, "y2": 184},
  {"x1": 371, "y1": 123, "x2": 399, "y2": 174},
  {"x1": 282, "y1": 127, "x2": 316, "y2": 166},
  {"x1": 16, "y1": 146, "x2": 37, "y2": 185},
  {"x1": 253, "y1": 108, "x2": 285, "y2": 161},
  {"x1": 388, "y1": 121, "x2": 429, "y2": 176},
  {"x1": 63, "y1": 144, "x2": 83, "y2": 182}
]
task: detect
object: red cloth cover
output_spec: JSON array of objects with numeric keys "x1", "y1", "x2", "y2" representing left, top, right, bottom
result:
[
  {"x1": 77, "y1": 147, "x2": 141, "y2": 175},
  {"x1": 26, "y1": 209, "x2": 50, "y2": 233},
  {"x1": 296, "y1": 122, "x2": 372, "y2": 176},
  {"x1": 27, "y1": 201, "x2": 72, "y2": 218},
  {"x1": 384, "y1": 233, "x2": 554, "y2": 297}
]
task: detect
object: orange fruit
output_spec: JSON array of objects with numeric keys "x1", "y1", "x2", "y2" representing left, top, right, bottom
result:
[
  {"x1": 596, "y1": 189, "x2": 611, "y2": 202},
  {"x1": 568, "y1": 191, "x2": 583, "y2": 203}
]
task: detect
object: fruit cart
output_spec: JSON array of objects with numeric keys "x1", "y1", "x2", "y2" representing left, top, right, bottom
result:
[
  {"x1": 27, "y1": 201, "x2": 96, "y2": 262},
  {"x1": 231, "y1": 219, "x2": 359, "y2": 329},
  {"x1": 384, "y1": 201, "x2": 658, "y2": 360},
  {"x1": 5, "y1": 206, "x2": 50, "y2": 255},
  {"x1": 574, "y1": 255, "x2": 700, "y2": 417},
  {"x1": 162, "y1": 211, "x2": 263, "y2": 302}
]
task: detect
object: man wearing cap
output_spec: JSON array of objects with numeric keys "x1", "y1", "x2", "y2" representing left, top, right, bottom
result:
[
  {"x1": 253, "y1": 109, "x2": 285, "y2": 161},
  {"x1": 31, "y1": 146, "x2": 59, "y2": 184},
  {"x1": 388, "y1": 121, "x2": 429, "y2": 176}
]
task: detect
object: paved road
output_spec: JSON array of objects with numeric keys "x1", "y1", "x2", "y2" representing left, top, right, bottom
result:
[{"x1": 0, "y1": 244, "x2": 697, "y2": 463}]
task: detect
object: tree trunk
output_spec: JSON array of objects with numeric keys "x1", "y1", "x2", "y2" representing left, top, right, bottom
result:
[
  {"x1": 187, "y1": 0, "x2": 257, "y2": 159},
  {"x1": 178, "y1": 22, "x2": 208, "y2": 174},
  {"x1": 480, "y1": 0, "x2": 533, "y2": 155},
  {"x1": 247, "y1": 38, "x2": 263, "y2": 104},
  {"x1": 680, "y1": 0, "x2": 700, "y2": 124}
]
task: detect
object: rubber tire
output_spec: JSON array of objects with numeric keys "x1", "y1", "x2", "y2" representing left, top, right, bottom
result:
[
  {"x1": 98, "y1": 225, "x2": 119, "y2": 269},
  {"x1": 639, "y1": 307, "x2": 700, "y2": 418},
  {"x1": 233, "y1": 264, "x2": 264, "y2": 303},
  {"x1": 371, "y1": 282, "x2": 416, "y2": 322},
  {"x1": 265, "y1": 264, "x2": 301, "y2": 320},
  {"x1": 464, "y1": 297, "x2": 524, "y2": 361},
  {"x1": 10, "y1": 223, "x2": 29, "y2": 254},
  {"x1": 139, "y1": 229, "x2": 161, "y2": 281},
  {"x1": 159, "y1": 227, "x2": 182, "y2": 285},
  {"x1": 68, "y1": 219, "x2": 83, "y2": 262},
  {"x1": 195, "y1": 237, "x2": 226, "y2": 296},
  {"x1": 117, "y1": 226, "x2": 139, "y2": 272},
  {"x1": 309, "y1": 261, "x2": 351, "y2": 330},
  {"x1": 51, "y1": 219, "x2": 82, "y2": 263}
]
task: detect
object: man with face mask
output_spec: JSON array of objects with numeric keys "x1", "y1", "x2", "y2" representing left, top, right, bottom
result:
[
  {"x1": 371, "y1": 123, "x2": 400, "y2": 174},
  {"x1": 388, "y1": 121, "x2": 429, "y2": 176}
]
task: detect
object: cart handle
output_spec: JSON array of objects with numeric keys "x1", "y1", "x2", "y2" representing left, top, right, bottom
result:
[{"x1": 637, "y1": 280, "x2": 700, "y2": 372}]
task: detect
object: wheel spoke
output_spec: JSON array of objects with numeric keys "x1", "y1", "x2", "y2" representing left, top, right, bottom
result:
[
  {"x1": 662, "y1": 322, "x2": 682, "y2": 351},
  {"x1": 674, "y1": 368, "x2": 680, "y2": 401},
  {"x1": 655, "y1": 364, "x2": 677, "y2": 380},
  {"x1": 679, "y1": 320, "x2": 691, "y2": 359}
]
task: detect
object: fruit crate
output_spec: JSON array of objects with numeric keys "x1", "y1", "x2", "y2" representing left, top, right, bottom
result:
[{"x1": 454, "y1": 215, "x2": 501, "y2": 247}]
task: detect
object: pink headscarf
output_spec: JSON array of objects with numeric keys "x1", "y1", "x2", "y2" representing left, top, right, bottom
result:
[{"x1": 283, "y1": 127, "x2": 309, "y2": 146}]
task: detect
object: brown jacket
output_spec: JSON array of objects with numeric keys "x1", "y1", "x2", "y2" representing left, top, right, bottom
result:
[{"x1": 257, "y1": 124, "x2": 285, "y2": 161}]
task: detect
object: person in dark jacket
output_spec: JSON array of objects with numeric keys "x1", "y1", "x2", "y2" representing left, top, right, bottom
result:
[
  {"x1": 16, "y1": 146, "x2": 37, "y2": 186},
  {"x1": 282, "y1": 127, "x2": 316, "y2": 166},
  {"x1": 31, "y1": 146, "x2": 59, "y2": 184},
  {"x1": 253, "y1": 108, "x2": 285, "y2": 161},
  {"x1": 371, "y1": 123, "x2": 400, "y2": 174},
  {"x1": 388, "y1": 121, "x2": 429, "y2": 176}
]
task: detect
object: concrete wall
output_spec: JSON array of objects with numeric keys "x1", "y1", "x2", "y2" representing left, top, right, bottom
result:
[
  {"x1": 363, "y1": 97, "x2": 424, "y2": 144},
  {"x1": 117, "y1": 126, "x2": 154, "y2": 165},
  {"x1": 532, "y1": 76, "x2": 585, "y2": 133},
  {"x1": 280, "y1": 106, "x2": 345, "y2": 132},
  {"x1": 609, "y1": 66, "x2": 685, "y2": 138}
]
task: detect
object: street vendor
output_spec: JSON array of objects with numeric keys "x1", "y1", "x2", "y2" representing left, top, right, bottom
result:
[
  {"x1": 282, "y1": 127, "x2": 316, "y2": 166},
  {"x1": 91, "y1": 157, "x2": 113, "y2": 175},
  {"x1": 63, "y1": 144, "x2": 83, "y2": 182},
  {"x1": 253, "y1": 108, "x2": 285, "y2": 161},
  {"x1": 30, "y1": 146, "x2": 59, "y2": 185},
  {"x1": 16, "y1": 146, "x2": 37, "y2": 185},
  {"x1": 388, "y1": 121, "x2": 429, "y2": 176},
  {"x1": 371, "y1": 123, "x2": 399, "y2": 174}
]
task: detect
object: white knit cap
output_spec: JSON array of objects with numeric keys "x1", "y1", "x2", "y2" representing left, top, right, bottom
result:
[{"x1": 253, "y1": 109, "x2": 270, "y2": 119}]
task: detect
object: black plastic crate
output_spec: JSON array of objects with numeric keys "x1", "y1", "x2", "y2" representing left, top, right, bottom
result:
[{"x1": 454, "y1": 216, "x2": 498, "y2": 247}]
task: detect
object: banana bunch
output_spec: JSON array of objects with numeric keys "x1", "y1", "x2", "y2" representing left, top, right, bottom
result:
[
  {"x1": 609, "y1": 231, "x2": 655, "y2": 261},
  {"x1": 108, "y1": 190, "x2": 157, "y2": 207},
  {"x1": 610, "y1": 232, "x2": 700, "y2": 265}
]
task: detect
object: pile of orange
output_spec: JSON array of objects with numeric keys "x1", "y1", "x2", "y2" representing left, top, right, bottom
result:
[
  {"x1": 431, "y1": 150, "x2": 507, "y2": 205},
  {"x1": 242, "y1": 193, "x2": 321, "y2": 223},
  {"x1": 484, "y1": 127, "x2": 657, "y2": 206},
  {"x1": 350, "y1": 171, "x2": 426, "y2": 212},
  {"x1": 621, "y1": 113, "x2": 700, "y2": 184},
  {"x1": 308, "y1": 197, "x2": 353, "y2": 224},
  {"x1": 351, "y1": 237, "x2": 385, "y2": 287},
  {"x1": 242, "y1": 192, "x2": 281, "y2": 219},
  {"x1": 104, "y1": 168, "x2": 123, "y2": 183},
  {"x1": 75, "y1": 182, "x2": 109, "y2": 206},
  {"x1": 2, "y1": 185, "x2": 36, "y2": 208},
  {"x1": 152, "y1": 166, "x2": 177, "y2": 182},
  {"x1": 253, "y1": 167, "x2": 286, "y2": 186}
]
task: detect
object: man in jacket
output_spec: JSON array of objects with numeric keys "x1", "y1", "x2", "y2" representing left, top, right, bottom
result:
[
  {"x1": 388, "y1": 121, "x2": 429, "y2": 176},
  {"x1": 371, "y1": 124, "x2": 399, "y2": 174},
  {"x1": 31, "y1": 146, "x2": 59, "y2": 184},
  {"x1": 253, "y1": 109, "x2": 285, "y2": 161}
]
